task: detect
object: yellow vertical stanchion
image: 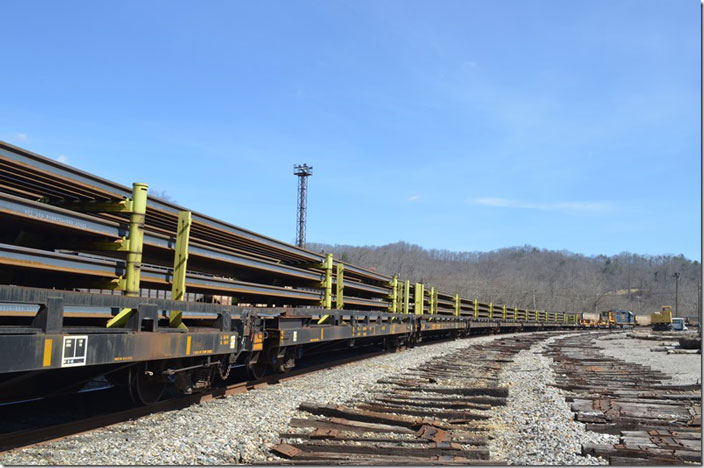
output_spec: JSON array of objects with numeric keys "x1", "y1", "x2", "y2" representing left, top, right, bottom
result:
[
  {"x1": 403, "y1": 280, "x2": 410, "y2": 314},
  {"x1": 414, "y1": 283, "x2": 424, "y2": 315},
  {"x1": 389, "y1": 276, "x2": 398, "y2": 313},
  {"x1": 107, "y1": 183, "x2": 148, "y2": 328},
  {"x1": 396, "y1": 280, "x2": 403, "y2": 313},
  {"x1": 169, "y1": 211, "x2": 191, "y2": 330},
  {"x1": 336, "y1": 263, "x2": 344, "y2": 310},
  {"x1": 502, "y1": 304, "x2": 507, "y2": 320},
  {"x1": 317, "y1": 253, "x2": 334, "y2": 324},
  {"x1": 454, "y1": 294, "x2": 460, "y2": 316},
  {"x1": 429, "y1": 287, "x2": 436, "y2": 315},
  {"x1": 474, "y1": 298, "x2": 478, "y2": 319},
  {"x1": 489, "y1": 302, "x2": 493, "y2": 319},
  {"x1": 323, "y1": 253, "x2": 333, "y2": 309}
]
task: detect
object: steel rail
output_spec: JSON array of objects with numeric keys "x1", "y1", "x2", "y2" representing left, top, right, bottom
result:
[
  {"x1": 0, "y1": 141, "x2": 322, "y2": 264},
  {"x1": 1, "y1": 192, "x2": 397, "y2": 301},
  {"x1": 0, "y1": 146, "x2": 394, "y2": 288},
  {"x1": 0, "y1": 244, "x2": 327, "y2": 303},
  {"x1": 0, "y1": 142, "x2": 581, "y2": 321},
  {"x1": 0, "y1": 142, "x2": 394, "y2": 282},
  {"x1": 0, "y1": 191, "x2": 323, "y2": 283}
]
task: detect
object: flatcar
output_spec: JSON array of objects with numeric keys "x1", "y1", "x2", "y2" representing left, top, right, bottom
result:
[{"x1": 0, "y1": 141, "x2": 583, "y2": 405}]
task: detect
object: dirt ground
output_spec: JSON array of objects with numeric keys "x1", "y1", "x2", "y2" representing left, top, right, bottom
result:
[{"x1": 595, "y1": 330, "x2": 701, "y2": 385}]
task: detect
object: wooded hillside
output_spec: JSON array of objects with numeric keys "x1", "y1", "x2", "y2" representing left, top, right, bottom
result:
[{"x1": 308, "y1": 242, "x2": 702, "y2": 320}]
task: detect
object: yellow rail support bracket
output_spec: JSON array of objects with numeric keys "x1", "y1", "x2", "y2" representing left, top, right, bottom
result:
[
  {"x1": 514, "y1": 307, "x2": 518, "y2": 320},
  {"x1": 429, "y1": 287, "x2": 436, "y2": 315},
  {"x1": 107, "y1": 182, "x2": 148, "y2": 328},
  {"x1": 474, "y1": 298, "x2": 478, "y2": 319},
  {"x1": 414, "y1": 283, "x2": 424, "y2": 315},
  {"x1": 321, "y1": 253, "x2": 333, "y2": 309},
  {"x1": 489, "y1": 302, "x2": 493, "y2": 319},
  {"x1": 335, "y1": 263, "x2": 344, "y2": 310},
  {"x1": 403, "y1": 280, "x2": 410, "y2": 314},
  {"x1": 502, "y1": 305, "x2": 507, "y2": 320},
  {"x1": 317, "y1": 253, "x2": 334, "y2": 324},
  {"x1": 396, "y1": 279, "x2": 403, "y2": 315},
  {"x1": 388, "y1": 275, "x2": 398, "y2": 313},
  {"x1": 454, "y1": 294, "x2": 460, "y2": 316},
  {"x1": 169, "y1": 211, "x2": 191, "y2": 330}
]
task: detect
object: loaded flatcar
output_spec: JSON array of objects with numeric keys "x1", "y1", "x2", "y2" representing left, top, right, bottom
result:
[{"x1": 0, "y1": 141, "x2": 583, "y2": 405}]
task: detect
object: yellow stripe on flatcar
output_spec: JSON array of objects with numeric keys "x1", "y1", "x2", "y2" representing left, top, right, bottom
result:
[{"x1": 42, "y1": 339, "x2": 52, "y2": 367}]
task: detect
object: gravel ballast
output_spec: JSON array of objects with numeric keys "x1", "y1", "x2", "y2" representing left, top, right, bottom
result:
[
  {"x1": 1, "y1": 333, "x2": 520, "y2": 465},
  {"x1": 595, "y1": 332, "x2": 701, "y2": 385},
  {"x1": 488, "y1": 334, "x2": 617, "y2": 465}
]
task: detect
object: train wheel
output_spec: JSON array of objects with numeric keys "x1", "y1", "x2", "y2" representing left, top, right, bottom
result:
[
  {"x1": 246, "y1": 352, "x2": 267, "y2": 380},
  {"x1": 383, "y1": 336, "x2": 400, "y2": 351},
  {"x1": 272, "y1": 347, "x2": 296, "y2": 374},
  {"x1": 128, "y1": 362, "x2": 167, "y2": 406}
]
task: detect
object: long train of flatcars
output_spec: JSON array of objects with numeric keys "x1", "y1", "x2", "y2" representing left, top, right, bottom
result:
[{"x1": 0, "y1": 141, "x2": 581, "y2": 405}]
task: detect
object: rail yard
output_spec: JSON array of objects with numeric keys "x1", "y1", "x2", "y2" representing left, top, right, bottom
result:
[{"x1": 0, "y1": 141, "x2": 700, "y2": 465}]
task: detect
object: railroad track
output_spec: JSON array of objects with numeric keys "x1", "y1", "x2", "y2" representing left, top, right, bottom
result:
[
  {"x1": 267, "y1": 332, "x2": 562, "y2": 465},
  {"x1": 0, "y1": 346, "x2": 394, "y2": 454},
  {"x1": 547, "y1": 333, "x2": 702, "y2": 465}
]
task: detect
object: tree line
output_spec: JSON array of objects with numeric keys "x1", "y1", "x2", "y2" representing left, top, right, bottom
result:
[{"x1": 308, "y1": 241, "x2": 702, "y2": 320}]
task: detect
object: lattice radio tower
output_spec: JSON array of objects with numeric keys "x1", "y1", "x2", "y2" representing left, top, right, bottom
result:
[{"x1": 293, "y1": 164, "x2": 313, "y2": 248}]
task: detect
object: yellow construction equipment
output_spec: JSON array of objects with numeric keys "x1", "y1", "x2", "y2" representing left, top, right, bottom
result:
[{"x1": 651, "y1": 306, "x2": 673, "y2": 331}]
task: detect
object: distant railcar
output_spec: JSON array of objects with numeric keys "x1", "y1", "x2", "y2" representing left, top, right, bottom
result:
[{"x1": 599, "y1": 309, "x2": 635, "y2": 328}]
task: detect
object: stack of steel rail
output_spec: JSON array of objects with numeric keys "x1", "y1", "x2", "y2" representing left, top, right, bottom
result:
[{"x1": 0, "y1": 140, "x2": 577, "y2": 325}]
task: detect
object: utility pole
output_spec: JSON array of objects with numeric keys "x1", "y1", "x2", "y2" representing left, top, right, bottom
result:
[
  {"x1": 293, "y1": 164, "x2": 313, "y2": 248},
  {"x1": 697, "y1": 279, "x2": 702, "y2": 325},
  {"x1": 673, "y1": 272, "x2": 680, "y2": 317}
]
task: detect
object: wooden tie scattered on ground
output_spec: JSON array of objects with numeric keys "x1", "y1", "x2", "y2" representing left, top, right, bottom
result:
[
  {"x1": 547, "y1": 333, "x2": 702, "y2": 465},
  {"x1": 269, "y1": 334, "x2": 554, "y2": 465}
]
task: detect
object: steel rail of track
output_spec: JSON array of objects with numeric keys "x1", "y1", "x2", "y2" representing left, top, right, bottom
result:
[{"x1": 0, "y1": 347, "x2": 393, "y2": 454}]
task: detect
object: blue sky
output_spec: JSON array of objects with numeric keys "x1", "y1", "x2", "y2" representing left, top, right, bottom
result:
[{"x1": 1, "y1": 0, "x2": 700, "y2": 260}]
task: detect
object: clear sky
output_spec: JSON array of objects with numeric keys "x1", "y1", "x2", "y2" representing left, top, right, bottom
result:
[{"x1": 1, "y1": 0, "x2": 700, "y2": 260}]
